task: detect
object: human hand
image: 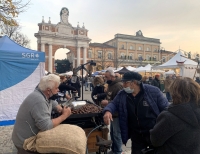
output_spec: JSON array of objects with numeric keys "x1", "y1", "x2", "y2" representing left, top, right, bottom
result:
[
  {"x1": 101, "y1": 100, "x2": 108, "y2": 107},
  {"x1": 103, "y1": 111, "x2": 113, "y2": 125},
  {"x1": 65, "y1": 94, "x2": 71, "y2": 100},
  {"x1": 62, "y1": 107, "x2": 71, "y2": 119}
]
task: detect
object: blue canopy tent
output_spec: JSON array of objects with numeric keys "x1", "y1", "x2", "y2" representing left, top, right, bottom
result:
[{"x1": 0, "y1": 36, "x2": 45, "y2": 126}]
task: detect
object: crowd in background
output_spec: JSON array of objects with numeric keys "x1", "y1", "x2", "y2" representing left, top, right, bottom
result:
[{"x1": 57, "y1": 70, "x2": 200, "y2": 154}]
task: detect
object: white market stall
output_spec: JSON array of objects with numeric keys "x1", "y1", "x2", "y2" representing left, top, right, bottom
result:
[
  {"x1": 152, "y1": 50, "x2": 198, "y2": 78},
  {"x1": 0, "y1": 36, "x2": 45, "y2": 126}
]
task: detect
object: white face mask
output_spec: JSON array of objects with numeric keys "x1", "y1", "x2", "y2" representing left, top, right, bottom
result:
[
  {"x1": 96, "y1": 84, "x2": 100, "y2": 86},
  {"x1": 123, "y1": 87, "x2": 134, "y2": 93}
]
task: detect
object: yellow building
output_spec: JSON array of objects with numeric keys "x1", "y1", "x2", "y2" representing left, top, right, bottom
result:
[{"x1": 89, "y1": 30, "x2": 175, "y2": 71}]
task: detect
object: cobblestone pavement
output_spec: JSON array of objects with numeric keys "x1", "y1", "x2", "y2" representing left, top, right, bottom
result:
[{"x1": 0, "y1": 88, "x2": 131, "y2": 154}]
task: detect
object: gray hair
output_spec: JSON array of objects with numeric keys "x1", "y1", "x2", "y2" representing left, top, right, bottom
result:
[
  {"x1": 38, "y1": 74, "x2": 60, "y2": 91},
  {"x1": 106, "y1": 69, "x2": 115, "y2": 77}
]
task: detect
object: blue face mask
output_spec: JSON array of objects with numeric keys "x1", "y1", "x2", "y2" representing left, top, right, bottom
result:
[
  {"x1": 96, "y1": 84, "x2": 100, "y2": 86},
  {"x1": 123, "y1": 87, "x2": 134, "y2": 93}
]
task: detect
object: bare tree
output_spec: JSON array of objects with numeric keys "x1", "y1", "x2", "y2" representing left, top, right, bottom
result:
[
  {"x1": 93, "y1": 50, "x2": 114, "y2": 70},
  {"x1": 1, "y1": 24, "x2": 30, "y2": 47},
  {"x1": 113, "y1": 49, "x2": 126, "y2": 69},
  {"x1": 0, "y1": 0, "x2": 30, "y2": 27}
]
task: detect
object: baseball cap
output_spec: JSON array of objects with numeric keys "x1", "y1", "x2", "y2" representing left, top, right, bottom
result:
[{"x1": 121, "y1": 72, "x2": 142, "y2": 82}]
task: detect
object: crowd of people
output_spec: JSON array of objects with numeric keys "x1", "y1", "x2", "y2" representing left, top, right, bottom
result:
[{"x1": 12, "y1": 69, "x2": 200, "y2": 154}]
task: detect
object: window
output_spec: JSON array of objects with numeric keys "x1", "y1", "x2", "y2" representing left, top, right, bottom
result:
[
  {"x1": 113, "y1": 42, "x2": 116, "y2": 47},
  {"x1": 88, "y1": 51, "x2": 92, "y2": 58},
  {"x1": 154, "y1": 48, "x2": 157, "y2": 52},
  {"x1": 130, "y1": 46, "x2": 133, "y2": 50},
  {"x1": 153, "y1": 55, "x2": 157, "y2": 61},
  {"x1": 98, "y1": 51, "x2": 102, "y2": 59},
  {"x1": 138, "y1": 46, "x2": 142, "y2": 50},
  {"x1": 121, "y1": 53, "x2": 125, "y2": 59},
  {"x1": 162, "y1": 56, "x2": 166, "y2": 62},
  {"x1": 146, "y1": 55, "x2": 150, "y2": 61},
  {"x1": 129, "y1": 53, "x2": 133, "y2": 60},
  {"x1": 138, "y1": 54, "x2": 143, "y2": 61},
  {"x1": 121, "y1": 45, "x2": 124, "y2": 49},
  {"x1": 108, "y1": 53, "x2": 112, "y2": 59},
  {"x1": 146, "y1": 47, "x2": 149, "y2": 51}
]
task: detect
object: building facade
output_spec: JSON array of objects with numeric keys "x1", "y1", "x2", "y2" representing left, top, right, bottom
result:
[{"x1": 104, "y1": 30, "x2": 174, "y2": 67}]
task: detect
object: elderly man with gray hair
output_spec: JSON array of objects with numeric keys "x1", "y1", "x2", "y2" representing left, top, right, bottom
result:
[
  {"x1": 12, "y1": 74, "x2": 71, "y2": 154},
  {"x1": 101, "y1": 69, "x2": 123, "y2": 154}
]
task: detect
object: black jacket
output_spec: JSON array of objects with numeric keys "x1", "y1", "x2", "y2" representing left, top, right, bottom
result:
[
  {"x1": 150, "y1": 102, "x2": 200, "y2": 154},
  {"x1": 91, "y1": 85, "x2": 106, "y2": 105},
  {"x1": 59, "y1": 82, "x2": 77, "y2": 92},
  {"x1": 151, "y1": 79, "x2": 161, "y2": 90}
]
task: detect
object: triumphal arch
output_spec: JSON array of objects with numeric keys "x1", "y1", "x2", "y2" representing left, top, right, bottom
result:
[{"x1": 35, "y1": 7, "x2": 91, "y2": 73}]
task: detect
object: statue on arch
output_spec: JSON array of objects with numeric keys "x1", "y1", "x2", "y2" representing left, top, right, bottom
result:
[{"x1": 60, "y1": 7, "x2": 69, "y2": 24}]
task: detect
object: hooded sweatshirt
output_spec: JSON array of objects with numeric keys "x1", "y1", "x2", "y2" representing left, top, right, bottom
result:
[{"x1": 150, "y1": 102, "x2": 200, "y2": 154}]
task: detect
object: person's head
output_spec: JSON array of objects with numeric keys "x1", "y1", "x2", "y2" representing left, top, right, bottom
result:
[
  {"x1": 38, "y1": 74, "x2": 60, "y2": 98},
  {"x1": 93, "y1": 76, "x2": 104, "y2": 87},
  {"x1": 121, "y1": 72, "x2": 142, "y2": 94},
  {"x1": 169, "y1": 77, "x2": 200, "y2": 105},
  {"x1": 115, "y1": 73, "x2": 121, "y2": 79},
  {"x1": 142, "y1": 76, "x2": 147, "y2": 82},
  {"x1": 104, "y1": 69, "x2": 116, "y2": 84},
  {"x1": 155, "y1": 74, "x2": 160, "y2": 79}
]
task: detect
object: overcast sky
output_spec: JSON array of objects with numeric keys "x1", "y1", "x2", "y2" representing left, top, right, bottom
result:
[{"x1": 17, "y1": 0, "x2": 200, "y2": 59}]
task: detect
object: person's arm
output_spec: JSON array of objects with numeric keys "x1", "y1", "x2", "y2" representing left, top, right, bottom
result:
[
  {"x1": 59, "y1": 84, "x2": 77, "y2": 91},
  {"x1": 156, "y1": 88, "x2": 169, "y2": 112},
  {"x1": 51, "y1": 107, "x2": 71, "y2": 127},
  {"x1": 51, "y1": 100, "x2": 59, "y2": 110},
  {"x1": 97, "y1": 93, "x2": 107, "y2": 100},
  {"x1": 31, "y1": 103, "x2": 54, "y2": 131},
  {"x1": 103, "y1": 93, "x2": 121, "y2": 125},
  {"x1": 150, "y1": 111, "x2": 182, "y2": 147},
  {"x1": 103, "y1": 92, "x2": 121, "y2": 115}
]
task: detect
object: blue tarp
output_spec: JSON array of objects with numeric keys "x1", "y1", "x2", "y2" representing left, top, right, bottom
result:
[{"x1": 0, "y1": 36, "x2": 45, "y2": 91}]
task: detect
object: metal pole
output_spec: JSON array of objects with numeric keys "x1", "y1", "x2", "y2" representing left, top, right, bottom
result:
[{"x1": 81, "y1": 65, "x2": 84, "y2": 101}]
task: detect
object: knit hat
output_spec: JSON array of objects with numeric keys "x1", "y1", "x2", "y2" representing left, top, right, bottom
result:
[{"x1": 122, "y1": 72, "x2": 142, "y2": 82}]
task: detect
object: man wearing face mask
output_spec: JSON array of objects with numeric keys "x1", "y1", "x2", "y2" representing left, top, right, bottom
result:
[
  {"x1": 12, "y1": 74, "x2": 71, "y2": 153},
  {"x1": 101, "y1": 69, "x2": 123, "y2": 154},
  {"x1": 103, "y1": 72, "x2": 168, "y2": 154}
]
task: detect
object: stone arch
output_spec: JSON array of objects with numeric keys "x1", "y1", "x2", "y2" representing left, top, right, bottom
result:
[{"x1": 35, "y1": 7, "x2": 91, "y2": 73}]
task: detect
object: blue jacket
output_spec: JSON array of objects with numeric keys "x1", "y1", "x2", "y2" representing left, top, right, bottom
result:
[{"x1": 103, "y1": 83, "x2": 169, "y2": 145}]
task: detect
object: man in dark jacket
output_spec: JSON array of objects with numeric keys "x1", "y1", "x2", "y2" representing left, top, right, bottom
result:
[
  {"x1": 151, "y1": 75, "x2": 161, "y2": 90},
  {"x1": 101, "y1": 69, "x2": 123, "y2": 154},
  {"x1": 103, "y1": 72, "x2": 168, "y2": 154}
]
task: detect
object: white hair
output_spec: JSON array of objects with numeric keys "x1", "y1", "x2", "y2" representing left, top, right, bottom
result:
[
  {"x1": 38, "y1": 74, "x2": 60, "y2": 91},
  {"x1": 106, "y1": 69, "x2": 115, "y2": 77}
]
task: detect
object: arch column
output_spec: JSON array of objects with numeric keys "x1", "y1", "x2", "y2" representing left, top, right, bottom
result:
[
  {"x1": 49, "y1": 44, "x2": 52, "y2": 72},
  {"x1": 83, "y1": 47, "x2": 87, "y2": 64},
  {"x1": 77, "y1": 47, "x2": 80, "y2": 67},
  {"x1": 41, "y1": 43, "x2": 45, "y2": 52},
  {"x1": 83, "y1": 47, "x2": 87, "y2": 75}
]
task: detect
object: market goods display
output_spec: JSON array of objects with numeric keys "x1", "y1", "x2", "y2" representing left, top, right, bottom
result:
[{"x1": 71, "y1": 104, "x2": 102, "y2": 114}]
